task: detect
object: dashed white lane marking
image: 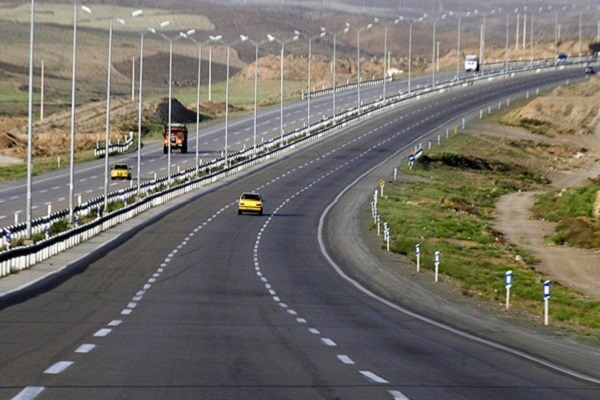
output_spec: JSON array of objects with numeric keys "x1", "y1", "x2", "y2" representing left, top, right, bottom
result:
[
  {"x1": 359, "y1": 370, "x2": 389, "y2": 384},
  {"x1": 389, "y1": 390, "x2": 411, "y2": 399},
  {"x1": 321, "y1": 338, "x2": 337, "y2": 347},
  {"x1": 93, "y1": 328, "x2": 112, "y2": 337},
  {"x1": 51, "y1": 186, "x2": 60, "y2": 190},
  {"x1": 296, "y1": 318, "x2": 307, "y2": 324},
  {"x1": 308, "y1": 328, "x2": 320, "y2": 335},
  {"x1": 11, "y1": 386, "x2": 45, "y2": 400},
  {"x1": 44, "y1": 361, "x2": 74, "y2": 374},
  {"x1": 75, "y1": 344, "x2": 96, "y2": 354},
  {"x1": 337, "y1": 355, "x2": 355, "y2": 365},
  {"x1": 121, "y1": 308, "x2": 132, "y2": 315}
]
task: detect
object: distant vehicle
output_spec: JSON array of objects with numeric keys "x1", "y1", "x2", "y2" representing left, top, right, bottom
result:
[
  {"x1": 556, "y1": 53, "x2": 568, "y2": 63},
  {"x1": 464, "y1": 55, "x2": 479, "y2": 72},
  {"x1": 111, "y1": 163, "x2": 132, "y2": 180},
  {"x1": 585, "y1": 66, "x2": 595, "y2": 75},
  {"x1": 237, "y1": 192, "x2": 264, "y2": 215},
  {"x1": 163, "y1": 123, "x2": 188, "y2": 154}
]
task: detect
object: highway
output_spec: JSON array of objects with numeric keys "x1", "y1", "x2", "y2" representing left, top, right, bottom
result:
[
  {"x1": 0, "y1": 68, "x2": 501, "y2": 223},
  {"x1": 1, "y1": 66, "x2": 599, "y2": 399}
]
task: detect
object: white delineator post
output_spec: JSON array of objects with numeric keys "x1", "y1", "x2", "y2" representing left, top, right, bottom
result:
[
  {"x1": 434, "y1": 251, "x2": 440, "y2": 282},
  {"x1": 543, "y1": 280, "x2": 551, "y2": 326},
  {"x1": 505, "y1": 270, "x2": 513, "y2": 310},
  {"x1": 415, "y1": 244, "x2": 420, "y2": 272}
]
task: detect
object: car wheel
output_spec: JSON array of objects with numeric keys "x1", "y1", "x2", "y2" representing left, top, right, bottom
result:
[
  {"x1": 238, "y1": 210, "x2": 242, "y2": 215},
  {"x1": 163, "y1": 146, "x2": 168, "y2": 154}
]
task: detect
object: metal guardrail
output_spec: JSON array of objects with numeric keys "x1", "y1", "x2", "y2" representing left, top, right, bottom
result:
[
  {"x1": 303, "y1": 76, "x2": 392, "y2": 99},
  {"x1": 93, "y1": 131, "x2": 135, "y2": 157},
  {"x1": 0, "y1": 58, "x2": 590, "y2": 277}
]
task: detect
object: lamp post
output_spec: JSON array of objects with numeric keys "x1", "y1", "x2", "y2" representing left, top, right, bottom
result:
[
  {"x1": 373, "y1": 17, "x2": 400, "y2": 100},
  {"x1": 474, "y1": 9, "x2": 499, "y2": 77},
  {"x1": 295, "y1": 29, "x2": 327, "y2": 128},
  {"x1": 423, "y1": 13, "x2": 447, "y2": 88},
  {"x1": 185, "y1": 34, "x2": 212, "y2": 175},
  {"x1": 345, "y1": 21, "x2": 373, "y2": 111},
  {"x1": 238, "y1": 35, "x2": 267, "y2": 155},
  {"x1": 130, "y1": 15, "x2": 158, "y2": 198},
  {"x1": 267, "y1": 33, "x2": 299, "y2": 147},
  {"x1": 322, "y1": 26, "x2": 349, "y2": 119},
  {"x1": 157, "y1": 27, "x2": 194, "y2": 186},
  {"x1": 82, "y1": 6, "x2": 142, "y2": 211},
  {"x1": 398, "y1": 15, "x2": 424, "y2": 94},
  {"x1": 25, "y1": 0, "x2": 34, "y2": 237}
]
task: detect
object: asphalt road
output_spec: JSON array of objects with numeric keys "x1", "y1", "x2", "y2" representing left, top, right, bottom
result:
[
  {"x1": 0, "y1": 67, "x2": 510, "y2": 223},
  {"x1": 1, "y1": 66, "x2": 598, "y2": 399}
]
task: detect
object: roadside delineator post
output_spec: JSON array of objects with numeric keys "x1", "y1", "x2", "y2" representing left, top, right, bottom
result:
[
  {"x1": 543, "y1": 280, "x2": 551, "y2": 326},
  {"x1": 434, "y1": 251, "x2": 440, "y2": 282},
  {"x1": 394, "y1": 167, "x2": 397, "y2": 181},
  {"x1": 505, "y1": 270, "x2": 513, "y2": 310},
  {"x1": 376, "y1": 214, "x2": 381, "y2": 236},
  {"x1": 380, "y1": 179, "x2": 385, "y2": 197},
  {"x1": 415, "y1": 244, "x2": 420, "y2": 272}
]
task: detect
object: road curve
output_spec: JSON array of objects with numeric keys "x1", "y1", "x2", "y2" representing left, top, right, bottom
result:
[{"x1": 1, "y1": 67, "x2": 598, "y2": 400}]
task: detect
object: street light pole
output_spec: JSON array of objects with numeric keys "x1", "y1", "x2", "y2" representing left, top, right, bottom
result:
[
  {"x1": 186, "y1": 34, "x2": 211, "y2": 176},
  {"x1": 26, "y1": 0, "x2": 35, "y2": 238},
  {"x1": 323, "y1": 26, "x2": 349, "y2": 119},
  {"x1": 81, "y1": 7, "x2": 141, "y2": 211},
  {"x1": 374, "y1": 18, "x2": 400, "y2": 100},
  {"x1": 267, "y1": 33, "x2": 299, "y2": 147},
  {"x1": 68, "y1": 0, "x2": 77, "y2": 223},
  {"x1": 346, "y1": 22, "x2": 373, "y2": 111},
  {"x1": 157, "y1": 28, "x2": 191, "y2": 186},
  {"x1": 295, "y1": 29, "x2": 326, "y2": 128}
]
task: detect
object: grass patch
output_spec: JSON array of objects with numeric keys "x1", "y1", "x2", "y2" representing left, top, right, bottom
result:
[
  {"x1": 532, "y1": 186, "x2": 600, "y2": 249},
  {"x1": 0, "y1": 151, "x2": 95, "y2": 183},
  {"x1": 375, "y1": 132, "x2": 600, "y2": 336}
]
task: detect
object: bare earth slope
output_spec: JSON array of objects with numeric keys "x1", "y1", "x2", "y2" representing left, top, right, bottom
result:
[{"x1": 491, "y1": 75, "x2": 600, "y2": 300}]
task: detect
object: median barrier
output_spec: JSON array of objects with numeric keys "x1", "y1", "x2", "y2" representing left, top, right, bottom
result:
[{"x1": 0, "y1": 59, "x2": 592, "y2": 277}]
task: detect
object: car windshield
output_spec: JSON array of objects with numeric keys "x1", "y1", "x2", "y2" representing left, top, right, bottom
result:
[
  {"x1": 241, "y1": 193, "x2": 261, "y2": 201},
  {"x1": 113, "y1": 164, "x2": 128, "y2": 170}
]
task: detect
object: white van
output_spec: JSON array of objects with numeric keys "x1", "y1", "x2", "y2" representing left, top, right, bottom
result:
[{"x1": 464, "y1": 55, "x2": 479, "y2": 72}]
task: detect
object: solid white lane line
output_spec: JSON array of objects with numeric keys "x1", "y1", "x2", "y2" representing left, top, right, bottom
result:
[
  {"x1": 321, "y1": 338, "x2": 337, "y2": 347},
  {"x1": 10, "y1": 386, "x2": 45, "y2": 400},
  {"x1": 75, "y1": 344, "x2": 96, "y2": 354},
  {"x1": 389, "y1": 390, "x2": 410, "y2": 400},
  {"x1": 359, "y1": 370, "x2": 389, "y2": 384},
  {"x1": 337, "y1": 355, "x2": 355, "y2": 365},
  {"x1": 94, "y1": 328, "x2": 112, "y2": 337},
  {"x1": 44, "y1": 361, "x2": 74, "y2": 374}
]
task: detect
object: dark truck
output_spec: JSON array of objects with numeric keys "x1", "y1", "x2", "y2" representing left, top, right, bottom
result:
[{"x1": 163, "y1": 123, "x2": 188, "y2": 154}]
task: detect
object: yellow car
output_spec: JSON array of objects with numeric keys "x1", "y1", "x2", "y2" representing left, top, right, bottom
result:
[
  {"x1": 238, "y1": 192, "x2": 264, "y2": 215},
  {"x1": 111, "y1": 163, "x2": 132, "y2": 180}
]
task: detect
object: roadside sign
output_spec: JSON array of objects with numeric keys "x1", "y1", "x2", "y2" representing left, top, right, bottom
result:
[
  {"x1": 505, "y1": 270, "x2": 513, "y2": 288},
  {"x1": 543, "y1": 280, "x2": 551, "y2": 299},
  {"x1": 380, "y1": 179, "x2": 385, "y2": 188},
  {"x1": 415, "y1": 244, "x2": 420, "y2": 256},
  {"x1": 408, "y1": 154, "x2": 416, "y2": 163},
  {"x1": 434, "y1": 251, "x2": 440, "y2": 264}
]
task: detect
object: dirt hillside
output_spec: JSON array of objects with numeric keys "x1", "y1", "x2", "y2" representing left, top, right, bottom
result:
[{"x1": 0, "y1": 98, "x2": 198, "y2": 160}]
